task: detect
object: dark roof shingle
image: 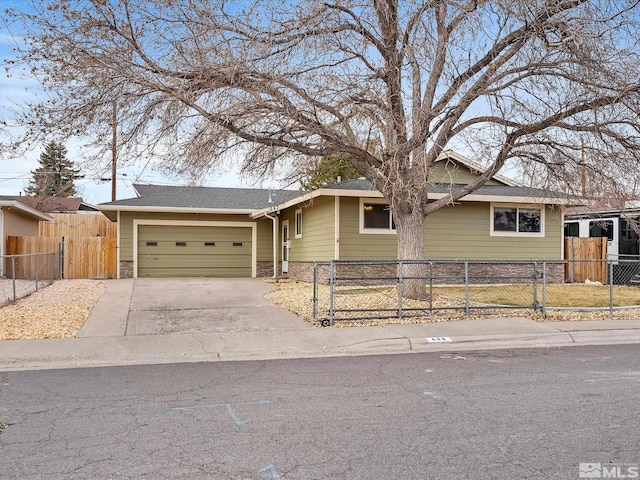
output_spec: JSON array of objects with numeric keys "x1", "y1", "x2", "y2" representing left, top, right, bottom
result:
[
  {"x1": 2, "y1": 196, "x2": 96, "y2": 213},
  {"x1": 100, "y1": 184, "x2": 301, "y2": 210}
]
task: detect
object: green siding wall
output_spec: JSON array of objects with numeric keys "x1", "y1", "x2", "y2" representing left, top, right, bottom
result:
[
  {"x1": 117, "y1": 197, "x2": 562, "y2": 267},
  {"x1": 338, "y1": 198, "x2": 562, "y2": 260},
  {"x1": 256, "y1": 219, "x2": 274, "y2": 261},
  {"x1": 284, "y1": 196, "x2": 335, "y2": 262},
  {"x1": 339, "y1": 197, "x2": 397, "y2": 260},
  {"x1": 118, "y1": 211, "x2": 272, "y2": 261},
  {"x1": 429, "y1": 161, "x2": 502, "y2": 185},
  {"x1": 424, "y1": 203, "x2": 562, "y2": 259}
]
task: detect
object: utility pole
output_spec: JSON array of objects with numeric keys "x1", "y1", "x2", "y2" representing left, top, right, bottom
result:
[{"x1": 111, "y1": 101, "x2": 117, "y2": 201}]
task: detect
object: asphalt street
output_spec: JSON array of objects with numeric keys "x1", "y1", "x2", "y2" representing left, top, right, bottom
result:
[{"x1": 1, "y1": 344, "x2": 639, "y2": 479}]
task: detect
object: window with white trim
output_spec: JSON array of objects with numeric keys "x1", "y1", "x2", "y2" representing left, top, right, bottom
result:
[
  {"x1": 295, "y1": 208, "x2": 302, "y2": 238},
  {"x1": 491, "y1": 204, "x2": 544, "y2": 236},
  {"x1": 360, "y1": 199, "x2": 396, "y2": 234}
]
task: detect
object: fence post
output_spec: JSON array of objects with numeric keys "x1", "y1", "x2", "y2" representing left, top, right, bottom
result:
[
  {"x1": 329, "y1": 260, "x2": 336, "y2": 326},
  {"x1": 60, "y1": 236, "x2": 65, "y2": 279},
  {"x1": 532, "y1": 262, "x2": 538, "y2": 312},
  {"x1": 429, "y1": 261, "x2": 433, "y2": 313},
  {"x1": 609, "y1": 259, "x2": 614, "y2": 315},
  {"x1": 12, "y1": 256, "x2": 16, "y2": 302},
  {"x1": 464, "y1": 260, "x2": 470, "y2": 316},
  {"x1": 50, "y1": 252, "x2": 55, "y2": 283},
  {"x1": 312, "y1": 262, "x2": 318, "y2": 322},
  {"x1": 542, "y1": 262, "x2": 547, "y2": 316},
  {"x1": 35, "y1": 253, "x2": 39, "y2": 291},
  {"x1": 398, "y1": 260, "x2": 403, "y2": 320}
]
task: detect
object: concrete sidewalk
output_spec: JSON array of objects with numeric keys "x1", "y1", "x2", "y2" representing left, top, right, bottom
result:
[{"x1": 2, "y1": 279, "x2": 640, "y2": 371}]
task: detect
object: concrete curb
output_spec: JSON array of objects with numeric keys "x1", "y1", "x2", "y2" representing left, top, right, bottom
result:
[
  {"x1": 2, "y1": 328, "x2": 640, "y2": 372},
  {"x1": 2, "y1": 277, "x2": 631, "y2": 371}
]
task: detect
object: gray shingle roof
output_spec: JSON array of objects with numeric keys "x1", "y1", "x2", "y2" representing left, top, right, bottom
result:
[
  {"x1": 99, "y1": 179, "x2": 581, "y2": 213},
  {"x1": 2, "y1": 196, "x2": 98, "y2": 213},
  {"x1": 99, "y1": 184, "x2": 301, "y2": 210},
  {"x1": 323, "y1": 178, "x2": 581, "y2": 200},
  {"x1": 323, "y1": 178, "x2": 378, "y2": 191}
]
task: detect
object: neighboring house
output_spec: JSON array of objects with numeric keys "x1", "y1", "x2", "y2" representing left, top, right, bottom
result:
[
  {"x1": 0, "y1": 197, "x2": 53, "y2": 270},
  {"x1": 564, "y1": 203, "x2": 640, "y2": 260},
  {"x1": 5, "y1": 196, "x2": 100, "y2": 214},
  {"x1": 98, "y1": 151, "x2": 582, "y2": 280}
]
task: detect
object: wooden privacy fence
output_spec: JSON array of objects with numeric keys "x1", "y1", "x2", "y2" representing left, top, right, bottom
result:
[
  {"x1": 62, "y1": 237, "x2": 117, "y2": 279},
  {"x1": 564, "y1": 236, "x2": 608, "y2": 283},
  {"x1": 4, "y1": 236, "x2": 61, "y2": 280},
  {"x1": 38, "y1": 213, "x2": 117, "y2": 238},
  {"x1": 6, "y1": 236, "x2": 117, "y2": 279}
]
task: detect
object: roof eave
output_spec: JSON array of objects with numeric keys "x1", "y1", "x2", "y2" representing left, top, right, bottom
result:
[
  {"x1": 0, "y1": 201, "x2": 53, "y2": 221},
  {"x1": 251, "y1": 189, "x2": 582, "y2": 217},
  {"x1": 443, "y1": 193, "x2": 584, "y2": 205},
  {"x1": 251, "y1": 188, "x2": 383, "y2": 218},
  {"x1": 98, "y1": 205, "x2": 257, "y2": 215},
  {"x1": 565, "y1": 207, "x2": 640, "y2": 219}
]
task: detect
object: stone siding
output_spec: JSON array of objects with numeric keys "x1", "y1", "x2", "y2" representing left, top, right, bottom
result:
[
  {"x1": 257, "y1": 261, "x2": 274, "y2": 278},
  {"x1": 119, "y1": 261, "x2": 134, "y2": 279},
  {"x1": 288, "y1": 260, "x2": 565, "y2": 286}
]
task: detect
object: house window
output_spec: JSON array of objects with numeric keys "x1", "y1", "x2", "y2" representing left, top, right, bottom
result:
[
  {"x1": 491, "y1": 205, "x2": 544, "y2": 237},
  {"x1": 295, "y1": 208, "x2": 302, "y2": 238},
  {"x1": 175, "y1": 241, "x2": 187, "y2": 247},
  {"x1": 622, "y1": 219, "x2": 639, "y2": 241},
  {"x1": 589, "y1": 220, "x2": 614, "y2": 241},
  {"x1": 564, "y1": 222, "x2": 579, "y2": 237},
  {"x1": 146, "y1": 241, "x2": 158, "y2": 247},
  {"x1": 233, "y1": 242, "x2": 243, "y2": 247},
  {"x1": 360, "y1": 199, "x2": 396, "y2": 234},
  {"x1": 204, "y1": 242, "x2": 216, "y2": 247}
]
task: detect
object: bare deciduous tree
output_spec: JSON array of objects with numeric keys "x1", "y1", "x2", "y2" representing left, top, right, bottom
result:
[{"x1": 4, "y1": 0, "x2": 640, "y2": 298}]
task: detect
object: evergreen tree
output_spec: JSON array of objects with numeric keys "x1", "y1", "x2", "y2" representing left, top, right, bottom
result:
[
  {"x1": 25, "y1": 141, "x2": 84, "y2": 197},
  {"x1": 300, "y1": 155, "x2": 359, "y2": 191}
]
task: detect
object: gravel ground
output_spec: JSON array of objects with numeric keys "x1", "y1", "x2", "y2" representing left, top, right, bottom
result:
[
  {"x1": 1, "y1": 278, "x2": 635, "y2": 340},
  {"x1": 0, "y1": 280, "x2": 108, "y2": 340},
  {"x1": 0, "y1": 279, "x2": 51, "y2": 306},
  {"x1": 264, "y1": 279, "x2": 640, "y2": 326}
]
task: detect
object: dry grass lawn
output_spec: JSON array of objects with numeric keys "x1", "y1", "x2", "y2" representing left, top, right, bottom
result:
[
  {"x1": 432, "y1": 284, "x2": 640, "y2": 308},
  {"x1": 264, "y1": 279, "x2": 640, "y2": 326}
]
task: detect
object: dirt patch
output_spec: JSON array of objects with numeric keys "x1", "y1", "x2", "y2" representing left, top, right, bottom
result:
[{"x1": 0, "y1": 280, "x2": 108, "y2": 340}]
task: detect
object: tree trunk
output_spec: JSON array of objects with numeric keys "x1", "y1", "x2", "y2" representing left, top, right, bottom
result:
[{"x1": 394, "y1": 208, "x2": 428, "y2": 300}]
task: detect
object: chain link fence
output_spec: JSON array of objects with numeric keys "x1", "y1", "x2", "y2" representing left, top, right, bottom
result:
[
  {"x1": 1, "y1": 252, "x2": 61, "y2": 306},
  {"x1": 312, "y1": 259, "x2": 640, "y2": 326}
]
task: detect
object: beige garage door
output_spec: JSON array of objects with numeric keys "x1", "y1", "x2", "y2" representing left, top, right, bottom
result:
[{"x1": 138, "y1": 225, "x2": 252, "y2": 277}]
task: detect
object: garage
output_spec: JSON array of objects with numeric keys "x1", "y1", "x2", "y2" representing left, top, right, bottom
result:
[{"x1": 137, "y1": 224, "x2": 253, "y2": 277}]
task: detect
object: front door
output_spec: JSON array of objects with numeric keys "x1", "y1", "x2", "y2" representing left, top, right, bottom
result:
[{"x1": 282, "y1": 220, "x2": 290, "y2": 274}]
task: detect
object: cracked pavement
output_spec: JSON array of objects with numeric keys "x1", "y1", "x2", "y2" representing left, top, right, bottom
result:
[{"x1": 1, "y1": 345, "x2": 640, "y2": 479}]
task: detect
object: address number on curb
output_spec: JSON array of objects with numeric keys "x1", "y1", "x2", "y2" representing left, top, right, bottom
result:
[{"x1": 426, "y1": 337, "x2": 452, "y2": 343}]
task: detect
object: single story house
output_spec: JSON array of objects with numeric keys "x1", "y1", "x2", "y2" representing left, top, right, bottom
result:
[
  {"x1": 0, "y1": 197, "x2": 52, "y2": 274},
  {"x1": 98, "y1": 151, "x2": 581, "y2": 281}
]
